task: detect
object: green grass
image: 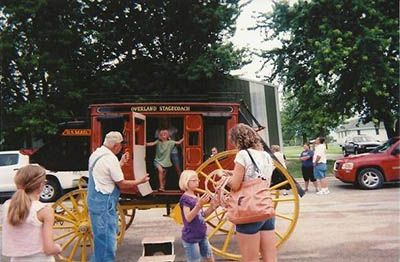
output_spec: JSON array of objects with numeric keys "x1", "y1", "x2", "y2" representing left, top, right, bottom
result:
[
  {"x1": 283, "y1": 143, "x2": 342, "y2": 158},
  {"x1": 286, "y1": 159, "x2": 335, "y2": 178},
  {"x1": 282, "y1": 143, "x2": 340, "y2": 178}
]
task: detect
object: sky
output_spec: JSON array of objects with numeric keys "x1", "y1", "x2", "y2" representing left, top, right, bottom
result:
[{"x1": 230, "y1": 0, "x2": 277, "y2": 82}]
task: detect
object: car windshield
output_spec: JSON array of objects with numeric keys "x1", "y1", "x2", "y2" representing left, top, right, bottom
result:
[
  {"x1": 353, "y1": 136, "x2": 375, "y2": 143},
  {"x1": 0, "y1": 154, "x2": 18, "y2": 166},
  {"x1": 371, "y1": 138, "x2": 399, "y2": 153}
]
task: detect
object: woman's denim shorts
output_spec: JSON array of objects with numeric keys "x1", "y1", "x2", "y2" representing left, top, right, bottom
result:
[
  {"x1": 236, "y1": 218, "x2": 275, "y2": 234},
  {"x1": 314, "y1": 163, "x2": 327, "y2": 179}
]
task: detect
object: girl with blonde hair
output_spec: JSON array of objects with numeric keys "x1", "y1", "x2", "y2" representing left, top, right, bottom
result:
[
  {"x1": 178, "y1": 170, "x2": 218, "y2": 262},
  {"x1": 1, "y1": 165, "x2": 61, "y2": 262}
]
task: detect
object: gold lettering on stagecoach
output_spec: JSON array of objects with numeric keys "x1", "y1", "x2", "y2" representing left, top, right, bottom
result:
[
  {"x1": 61, "y1": 129, "x2": 91, "y2": 136},
  {"x1": 158, "y1": 106, "x2": 190, "y2": 112},
  {"x1": 131, "y1": 105, "x2": 190, "y2": 112},
  {"x1": 131, "y1": 106, "x2": 157, "y2": 112}
]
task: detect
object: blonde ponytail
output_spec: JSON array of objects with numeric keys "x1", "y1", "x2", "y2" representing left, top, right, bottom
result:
[
  {"x1": 7, "y1": 165, "x2": 46, "y2": 226},
  {"x1": 7, "y1": 189, "x2": 31, "y2": 226}
]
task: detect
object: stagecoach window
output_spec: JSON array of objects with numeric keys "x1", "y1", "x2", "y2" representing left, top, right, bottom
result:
[
  {"x1": 135, "y1": 118, "x2": 145, "y2": 145},
  {"x1": 188, "y1": 132, "x2": 199, "y2": 146}
]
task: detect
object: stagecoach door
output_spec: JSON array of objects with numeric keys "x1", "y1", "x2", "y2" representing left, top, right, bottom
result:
[
  {"x1": 184, "y1": 115, "x2": 203, "y2": 170},
  {"x1": 129, "y1": 112, "x2": 152, "y2": 196}
]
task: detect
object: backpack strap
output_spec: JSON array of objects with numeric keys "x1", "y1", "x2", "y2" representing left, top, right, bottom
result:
[{"x1": 245, "y1": 149, "x2": 260, "y2": 173}]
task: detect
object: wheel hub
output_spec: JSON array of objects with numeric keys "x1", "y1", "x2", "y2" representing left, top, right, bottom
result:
[{"x1": 78, "y1": 221, "x2": 90, "y2": 234}]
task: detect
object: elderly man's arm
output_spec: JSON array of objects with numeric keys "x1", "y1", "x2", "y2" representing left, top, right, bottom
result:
[{"x1": 116, "y1": 174, "x2": 150, "y2": 189}]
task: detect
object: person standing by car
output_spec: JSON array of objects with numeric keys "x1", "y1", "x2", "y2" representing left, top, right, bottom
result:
[
  {"x1": 300, "y1": 143, "x2": 319, "y2": 192},
  {"x1": 87, "y1": 131, "x2": 149, "y2": 262},
  {"x1": 313, "y1": 137, "x2": 330, "y2": 195}
]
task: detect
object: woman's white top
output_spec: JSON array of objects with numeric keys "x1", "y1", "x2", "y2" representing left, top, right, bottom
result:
[{"x1": 234, "y1": 148, "x2": 274, "y2": 186}]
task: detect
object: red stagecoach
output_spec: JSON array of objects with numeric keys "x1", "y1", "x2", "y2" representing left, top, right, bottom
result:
[{"x1": 51, "y1": 102, "x2": 301, "y2": 261}]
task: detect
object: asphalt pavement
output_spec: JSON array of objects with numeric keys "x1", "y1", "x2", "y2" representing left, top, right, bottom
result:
[{"x1": 115, "y1": 177, "x2": 400, "y2": 262}]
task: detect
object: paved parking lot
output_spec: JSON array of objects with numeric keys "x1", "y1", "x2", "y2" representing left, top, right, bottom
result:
[{"x1": 1, "y1": 177, "x2": 399, "y2": 262}]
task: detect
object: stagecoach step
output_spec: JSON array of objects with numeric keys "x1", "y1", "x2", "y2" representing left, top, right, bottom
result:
[
  {"x1": 141, "y1": 236, "x2": 175, "y2": 257},
  {"x1": 137, "y1": 254, "x2": 176, "y2": 262}
]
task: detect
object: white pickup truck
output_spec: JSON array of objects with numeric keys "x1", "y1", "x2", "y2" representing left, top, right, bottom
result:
[{"x1": 0, "y1": 150, "x2": 88, "y2": 202}]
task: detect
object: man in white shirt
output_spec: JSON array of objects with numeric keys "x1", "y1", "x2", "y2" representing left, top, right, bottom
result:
[
  {"x1": 87, "y1": 131, "x2": 149, "y2": 262},
  {"x1": 313, "y1": 137, "x2": 330, "y2": 195}
]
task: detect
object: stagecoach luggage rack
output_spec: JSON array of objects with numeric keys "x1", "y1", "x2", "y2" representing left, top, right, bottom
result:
[{"x1": 138, "y1": 236, "x2": 175, "y2": 262}]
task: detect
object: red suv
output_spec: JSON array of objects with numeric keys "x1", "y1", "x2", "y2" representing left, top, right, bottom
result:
[{"x1": 334, "y1": 137, "x2": 400, "y2": 189}]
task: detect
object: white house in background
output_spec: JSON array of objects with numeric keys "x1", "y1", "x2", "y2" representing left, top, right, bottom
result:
[{"x1": 333, "y1": 118, "x2": 388, "y2": 145}]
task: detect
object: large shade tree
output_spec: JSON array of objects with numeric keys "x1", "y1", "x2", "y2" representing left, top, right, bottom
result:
[
  {"x1": 256, "y1": 0, "x2": 399, "y2": 138},
  {"x1": 0, "y1": 0, "x2": 247, "y2": 148}
]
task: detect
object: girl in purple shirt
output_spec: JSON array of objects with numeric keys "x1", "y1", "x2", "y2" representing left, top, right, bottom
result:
[{"x1": 179, "y1": 170, "x2": 218, "y2": 262}]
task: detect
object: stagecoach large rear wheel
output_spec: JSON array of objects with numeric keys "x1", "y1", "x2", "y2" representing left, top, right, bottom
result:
[
  {"x1": 195, "y1": 150, "x2": 300, "y2": 261},
  {"x1": 52, "y1": 189, "x2": 125, "y2": 262}
]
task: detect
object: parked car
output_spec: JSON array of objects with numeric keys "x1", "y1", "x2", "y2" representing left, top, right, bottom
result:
[
  {"x1": 341, "y1": 135, "x2": 381, "y2": 156},
  {"x1": 334, "y1": 137, "x2": 400, "y2": 189},
  {"x1": 0, "y1": 150, "x2": 88, "y2": 202}
]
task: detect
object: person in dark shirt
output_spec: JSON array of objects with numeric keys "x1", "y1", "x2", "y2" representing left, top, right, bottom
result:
[{"x1": 299, "y1": 142, "x2": 319, "y2": 192}]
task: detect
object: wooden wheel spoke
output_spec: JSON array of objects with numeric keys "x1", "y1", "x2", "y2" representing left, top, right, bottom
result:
[
  {"x1": 56, "y1": 203, "x2": 79, "y2": 221},
  {"x1": 61, "y1": 234, "x2": 79, "y2": 250},
  {"x1": 54, "y1": 230, "x2": 76, "y2": 242},
  {"x1": 54, "y1": 225, "x2": 75, "y2": 230},
  {"x1": 221, "y1": 223, "x2": 235, "y2": 252},
  {"x1": 54, "y1": 214, "x2": 77, "y2": 225},
  {"x1": 270, "y1": 180, "x2": 290, "y2": 190},
  {"x1": 275, "y1": 213, "x2": 294, "y2": 221},
  {"x1": 69, "y1": 195, "x2": 81, "y2": 215},
  {"x1": 81, "y1": 235, "x2": 87, "y2": 262},
  {"x1": 214, "y1": 159, "x2": 223, "y2": 169},
  {"x1": 88, "y1": 235, "x2": 94, "y2": 252},
  {"x1": 205, "y1": 209, "x2": 226, "y2": 222},
  {"x1": 79, "y1": 191, "x2": 88, "y2": 214},
  {"x1": 199, "y1": 171, "x2": 208, "y2": 178},
  {"x1": 195, "y1": 188, "x2": 206, "y2": 194},
  {"x1": 273, "y1": 197, "x2": 295, "y2": 203},
  {"x1": 69, "y1": 236, "x2": 82, "y2": 260},
  {"x1": 275, "y1": 230, "x2": 284, "y2": 240},
  {"x1": 208, "y1": 218, "x2": 227, "y2": 239}
]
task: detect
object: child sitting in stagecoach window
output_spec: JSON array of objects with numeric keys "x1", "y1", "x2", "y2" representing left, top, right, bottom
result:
[
  {"x1": 146, "y1": 129, "x2": 183, "y2": 191},
  {"x1": 179, "y1": 170, "x2": 218, "y2": 262}
]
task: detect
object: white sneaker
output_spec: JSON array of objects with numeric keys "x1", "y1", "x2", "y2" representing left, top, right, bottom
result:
[{"x1": 317, "y1": 189, "x2": 330, "y2": 195}]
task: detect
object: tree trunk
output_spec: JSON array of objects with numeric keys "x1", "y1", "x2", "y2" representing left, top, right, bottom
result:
[
  {"x1": 302, "y1": 134, "x2": 307, "y2": 144},
  {"x1": 383, "y1": 119, "x2": 395, "y2": 139}
]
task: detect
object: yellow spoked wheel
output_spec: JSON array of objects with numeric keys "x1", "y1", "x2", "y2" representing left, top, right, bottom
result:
[
  {"x1": 195, "y1": 150, "x2": 300, "y2": 261},
  {"x1": 52, "y1": 189, "x2": 125, "y2": 262},
  {"x1": 122, "y1": 207, "x2": 136, "y2": 230}
]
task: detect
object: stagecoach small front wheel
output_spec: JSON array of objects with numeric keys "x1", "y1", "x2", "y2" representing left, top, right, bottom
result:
[
  {"x1": 195, "y1": 150, "x2": 300, "y2": 261},
  {"x1": 52, "y1": 189, "x2": 126, "y2": 262}
]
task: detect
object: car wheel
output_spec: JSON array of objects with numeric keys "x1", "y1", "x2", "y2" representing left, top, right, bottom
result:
[
  {"x1": 357, "y1": 168, "x2": 384, "y2": 190},
  {"x1": 343, "y1": 149, "x2": 349, "y2": 156},
  {"x1": 40, "y1": 178, "x2": 61, "y2": 202}
]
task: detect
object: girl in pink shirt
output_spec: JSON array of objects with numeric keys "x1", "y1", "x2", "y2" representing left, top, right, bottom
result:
[{"x1": 1, "y1": 165, "x2": 61, "y2": 262}]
